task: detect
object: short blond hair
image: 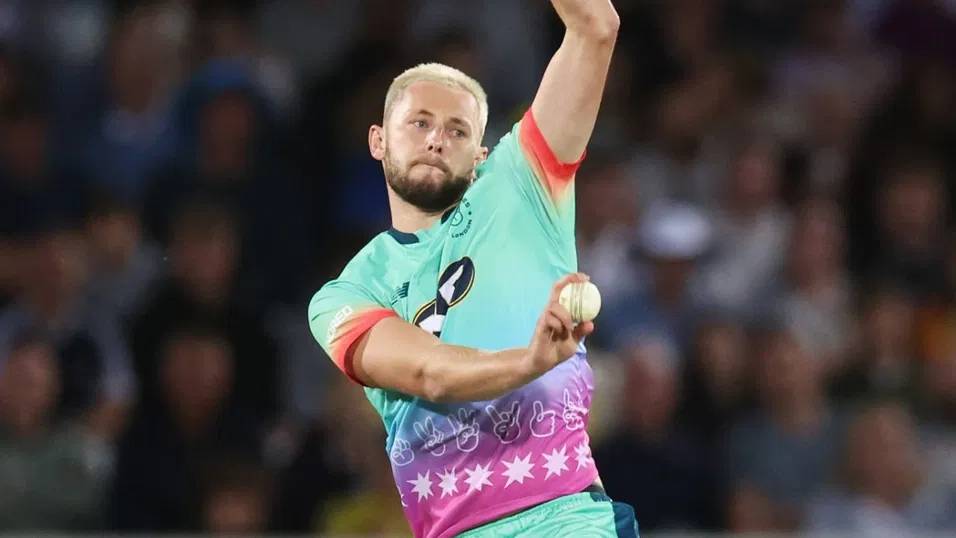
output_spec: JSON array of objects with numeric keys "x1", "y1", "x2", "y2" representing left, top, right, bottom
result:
[{"x1": 383, "y1": 63, "x2": 489, "y2": 139}]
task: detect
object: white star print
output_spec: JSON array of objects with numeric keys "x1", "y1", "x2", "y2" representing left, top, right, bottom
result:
[
  {"x1": 574, "y1": 442, "x2": 592, "y2": 471},
  {"x1": 501, "y1": 452, "x2": 535, "y2": 487},
  {"x1": 464, "y1": 462, "x2": 494, "y2": 493},
  {"x1": 407, "y1": 470, "x2": 434, "y2": 502},
  {"x1": 436, "y1": 467, "x2": 459, "y2": 498},
  {"x1": 542, "y1": 446, "x2": 570, "y2": 479}
]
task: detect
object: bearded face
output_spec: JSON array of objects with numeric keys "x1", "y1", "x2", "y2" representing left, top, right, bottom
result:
[
  {"x1": 383, "y1": 150, "x2": 473, "y2": 213},
  {"x1": 371, "y1": 80, "x2": 487, "y2": 215}
]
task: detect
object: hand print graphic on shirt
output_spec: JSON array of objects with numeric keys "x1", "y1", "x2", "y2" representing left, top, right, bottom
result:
[
  {"x1": 562, "y1": 389, "x2": 588, "y2": 431},
  {"x1": 485, "y1": 401, "x2": 521, "y2": 444},
  {"x1": 528, "y1": 400, "x2": 556, "y2": 438},
  {"x1": 413, "y1": 417, "x2": 447, "y2": 456},
  {"x1": 390, "y1": 437, "x2": 415, "y2": 466},
  {"x1": 447, "y1": 408, "x2": 480, "y2": 452}
]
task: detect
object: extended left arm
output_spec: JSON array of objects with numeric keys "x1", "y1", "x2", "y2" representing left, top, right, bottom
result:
[{"x1": 531, "y1": 0, "x2": 620, "y2": 163}]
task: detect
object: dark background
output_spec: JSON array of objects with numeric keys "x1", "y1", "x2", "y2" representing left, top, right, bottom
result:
[{"x1": 0, "y1": 0, "x2": 955, "y2": 535}]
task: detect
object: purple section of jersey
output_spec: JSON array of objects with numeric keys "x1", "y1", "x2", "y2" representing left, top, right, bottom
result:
[{"x1": 390, "y1": 353, "x2": 597, "y2": 538}]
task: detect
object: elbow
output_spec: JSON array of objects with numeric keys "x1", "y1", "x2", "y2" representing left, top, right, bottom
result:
[
  {"x1": 422, "y1": 378, "x2": 451, "y2": 404},
  {"x1": 420, "y1": 362, "x2": 453, "y2": 403},
  {"x1": 572, "y1": 10, "x2": 620, "y2": 45},
  {"x1": 596, "y1": 13, "x2": 621, "y2": 44}
]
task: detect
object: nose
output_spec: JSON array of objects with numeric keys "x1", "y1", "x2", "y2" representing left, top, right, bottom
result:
[{"x1": 425, "y1": 127, "x2": 445, "y2": 154}]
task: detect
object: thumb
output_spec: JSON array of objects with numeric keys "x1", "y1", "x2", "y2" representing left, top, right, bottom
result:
[{"x1": 572, "y1": 321, "x2": 594, "y2": 342}]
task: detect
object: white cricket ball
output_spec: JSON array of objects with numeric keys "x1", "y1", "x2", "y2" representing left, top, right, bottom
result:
[{"x1": 559, "y1": 281, "x2": 602, "y2": 323}]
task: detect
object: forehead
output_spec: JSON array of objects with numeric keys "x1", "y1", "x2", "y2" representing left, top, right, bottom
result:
[{"x1": 389, "y1": 80, "x2": 480, "y2": 127}]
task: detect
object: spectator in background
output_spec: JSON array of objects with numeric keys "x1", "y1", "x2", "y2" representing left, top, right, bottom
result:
[
  {"x1": 847, "y1": 60, "x2": 956, "y2": 281},
  {"x1": 773, "y1": 198, "x2": 854, "y2": 373},
  {"x1": 868, "y1": 156, "x2": 950, "y2": 300},
  {"x1": 920, "y1": 349, "x2": 956, "y2": 490},
  {"x1": 130, "y1": 199, "x2": 278, "y2": 424},
  {"x1": 0, "y1": 334, "x2": 112, "y2": 530},
  {"x1": 316, "y1": 376, "x2": 408, "y2": 536},
  {"x1": 83, "y1": 193, "x2": 162, "y2": 324},
  {"x1": 917, "y1": 240, "x2": 956, "y2": 487},
  {"x1": 145, "y1": 60, "x2": 311, "y2": 313},
  {"x1": 191, "y1": 5, "x2": 297, "y2": 114},
  {"x1": 594, "y1": 336, "x2": 721, "y2": 531},
  {"x1": 916, "y1": 235, "x2": 956, "y2": 378},
  {"x1": 0, "y1": 222, "x2": 133, "y2": 439},
  {"x1": 831, "y1": 284, "x2": 920, "y2": 404},
  {"x1": 598, "y1": 201, "x2": 712, "y2": 355},
  {"x1": 269, "y1": 409, "x2": 353, "y2": 533},
  {"x1": 576, "y1": 155, "x2": 642, "y2": 301},
  {"x1": 726, "y1": 328, "x2": 841, "y2": 532},
  {"x1": 806, "y1": 403, "x2": 956, "y2": 533},
  {"x1": 201, "y1": 458, "x2": 274, "y2": 535},
  {"x1": 770, "y1": 0, "x2": 893, "y2": 166},
  {"x1": 112, "y1": 326, "x2": 262, "y2": 532},
  {"x1": 627, "y1": 61, "x2": 739, "y2": 211},
  {"x1": 323, "y1": 62, "x2": 395, "y2": 239},
  {"x1": 680, "y1": 319, "x2": 753, "y2": 444},
  {"x1": 698, "y1": 135, "x2": 790, "y2": 320},
  {"x1": 0, "y1": 94, "x2": 88, "y2": 238},
  {"x1": 255, "y1": 0, "x2": 364, "y2": 85},
  {"x1": 66, "y1": 4, "x2": 185, "y2": 203},
  {"x1": 0, "y1": 237, "x2": 22, "y2": 310}
]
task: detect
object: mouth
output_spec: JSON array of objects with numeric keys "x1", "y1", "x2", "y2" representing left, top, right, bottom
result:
[{"x1": 412, "y1": 159, "x2": 450, "y2": 175}]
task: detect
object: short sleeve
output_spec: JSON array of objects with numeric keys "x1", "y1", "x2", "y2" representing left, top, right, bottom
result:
[
  {"x1": 308, "y1": 280, "x2": 398, "y2": 385},
  {"x1": 476, "y1": 109, "x2": 583, "y2": 245}
]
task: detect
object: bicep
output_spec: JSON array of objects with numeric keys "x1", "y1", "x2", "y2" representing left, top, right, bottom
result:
[{"x1": 349, "y1": 316, "x2": 440, "y2": 395}]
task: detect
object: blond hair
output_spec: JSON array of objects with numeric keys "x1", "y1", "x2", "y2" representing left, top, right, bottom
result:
[{"x1": 383, "y1": 63, "x2": 489, "y2": 140}]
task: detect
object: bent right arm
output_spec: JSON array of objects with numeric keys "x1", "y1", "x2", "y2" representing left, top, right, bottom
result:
[
  {"x1": 350, "y1": 317, "x2": 534, "y2": 403},
  {"x1": 350, "y1": 273, "x2": 594, "y2": 403}
]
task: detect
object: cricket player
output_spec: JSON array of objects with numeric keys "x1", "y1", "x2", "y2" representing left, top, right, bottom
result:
[{"x1": 309, "y1": 1, "x2": 636, "y2": 536}]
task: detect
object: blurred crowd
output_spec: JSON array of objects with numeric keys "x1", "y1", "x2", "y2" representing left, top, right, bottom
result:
[{"x1": 0, "y1": 0, "x2": 954, "y2": 536}]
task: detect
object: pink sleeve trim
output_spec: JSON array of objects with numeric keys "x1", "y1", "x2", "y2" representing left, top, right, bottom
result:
[
  {"x1": 518, "y1": 109, "x2": 585, "y2": 193},
  {"x1": 332, "y1": 308, "x2": 398, "y2": 386}
]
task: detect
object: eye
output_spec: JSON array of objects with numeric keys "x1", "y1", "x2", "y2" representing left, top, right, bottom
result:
[
  {"x1": 451, "y1": 129, "x2": 467, "y2": 138},
  {"x1": 412, "y1": 119, "x2": 428, "y2": 129}
]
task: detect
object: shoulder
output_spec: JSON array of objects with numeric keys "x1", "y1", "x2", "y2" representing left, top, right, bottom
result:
[
  {"x1": 339, "y1": 232, "x2": 397, "y2": 279},
  {"x1": 312, "y1": 232, "x2": 395, "y2": 304}
]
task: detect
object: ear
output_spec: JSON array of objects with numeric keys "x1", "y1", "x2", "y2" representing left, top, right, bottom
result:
[
  {"x1": 475, "y1": 146, "x2": 489, "y2": 165},
  {"x1": 369, "y1": 124, "x2": 386, "y2": 161},
  {"x1": 470, "y1": 146, "x2": 489, "y2": 180}
]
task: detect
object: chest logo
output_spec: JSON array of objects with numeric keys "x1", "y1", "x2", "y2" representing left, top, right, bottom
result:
[
  {"x1": 413, "y1": 257, "x2": 475, "y2": 336},
  {"x1": 449, "y1": 198, "x2": 473, "y2": 239}
]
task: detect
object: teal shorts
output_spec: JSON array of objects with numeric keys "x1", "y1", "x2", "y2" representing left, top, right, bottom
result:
[{"x1": 456, "y1": 491, "x2": 639, "y2": 537}]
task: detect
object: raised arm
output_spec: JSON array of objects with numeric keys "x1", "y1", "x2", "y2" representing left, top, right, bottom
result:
[
  {"x1": 531, "y1": 0, "x2": 620, "y2": 163},
  {"x1": 350, "y1": 274, "x2": 594, "y2": 403}
]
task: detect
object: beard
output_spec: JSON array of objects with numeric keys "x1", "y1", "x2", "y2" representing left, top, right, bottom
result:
[{"x1": 385, "y1": 153, "x2": 472, "y2": 213}]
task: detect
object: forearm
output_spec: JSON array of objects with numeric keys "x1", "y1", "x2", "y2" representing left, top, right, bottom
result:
[
  {"x1": 421, "y1": 345, "x2": 536, "y2": 403},
  {"x1": 351, "y1": 317, "x2": 541, "y2": 403}
]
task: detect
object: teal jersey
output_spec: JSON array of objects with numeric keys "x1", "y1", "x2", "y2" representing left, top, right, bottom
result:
[{"x1": 309, "y1": 111, "x2": 596, "y2": 538}]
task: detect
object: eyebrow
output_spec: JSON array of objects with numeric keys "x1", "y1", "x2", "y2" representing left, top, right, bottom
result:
[{"x1": 413, "y1": 109, "x2": 473, "y2": 131}]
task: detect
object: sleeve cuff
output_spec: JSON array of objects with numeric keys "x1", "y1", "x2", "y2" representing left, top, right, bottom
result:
[
  {"x1": 519, "y1": 108, "x2": 586, "y2": 187},
  {"x1": 332, "y1": 308, "x2": 399, "y2": 386}
]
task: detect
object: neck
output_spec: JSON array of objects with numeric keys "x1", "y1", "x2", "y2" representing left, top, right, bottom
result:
[{"x1": 387, "y1": 189, "x2": 446, "y2": 233}]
